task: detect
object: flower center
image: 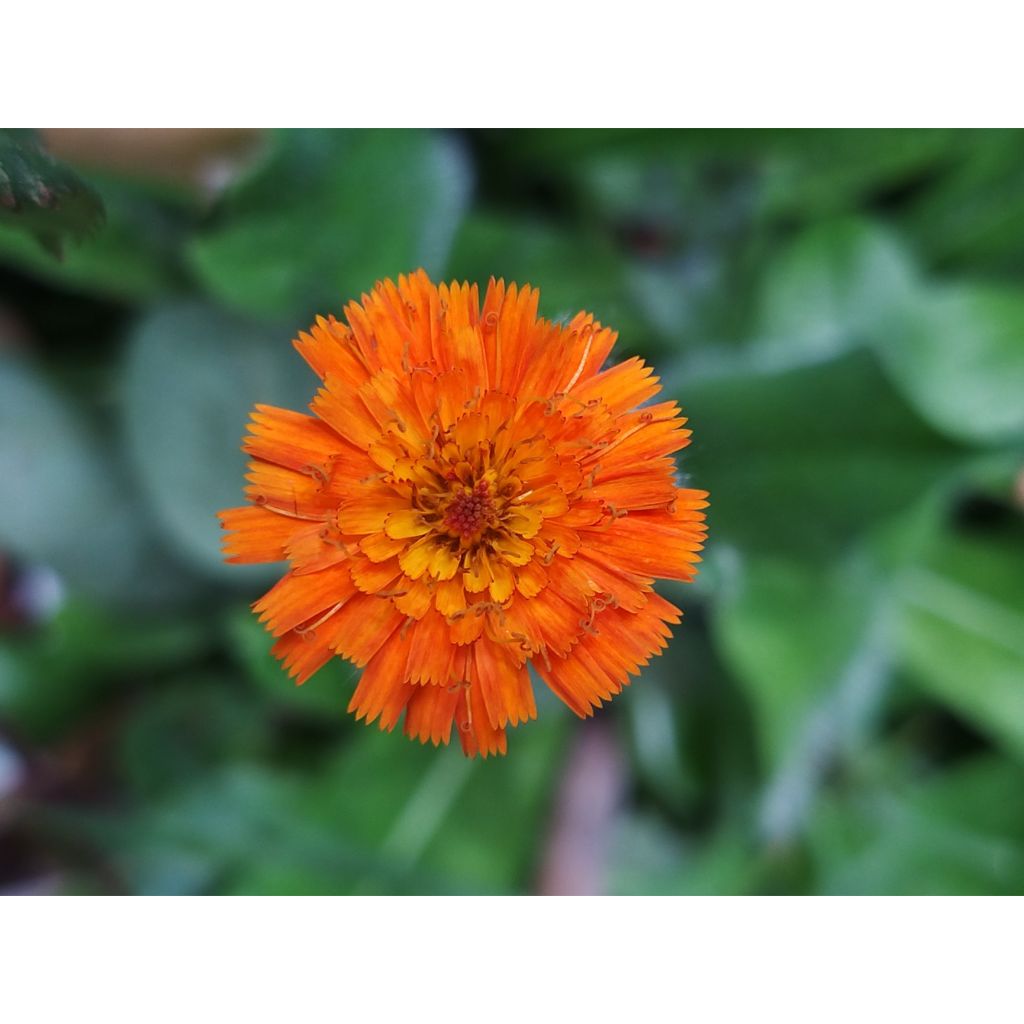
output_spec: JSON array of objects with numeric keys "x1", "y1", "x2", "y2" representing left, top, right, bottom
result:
[{"x1": 443, "y1": 481, "x2": 496, "y2": 540}]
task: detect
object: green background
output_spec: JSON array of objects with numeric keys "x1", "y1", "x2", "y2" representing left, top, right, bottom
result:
[{"x1": 1, "y1": 128, "x2": 1023, "y2": 895}]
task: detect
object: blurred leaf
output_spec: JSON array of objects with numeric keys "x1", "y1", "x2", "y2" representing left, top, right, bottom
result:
[
  {"x1": 0, "y1": 601, "x2": 211, "y2": 740},
  {"x1": 190, "y1": 129, "x2": 471, "y2": 317},
  {"x1": 448, "y1": 212, "x2": 638, "y2": 334},
  {"x1": 609, "y1": 816, "x2": 762, "y2": 895},
  {"x1": 754, "y1": 218, "x2": 918, "y2": 368},
  {"x1": 757, "y1": 129, "x2": 961, "y2": 220},
  {"x1": 121, "y1": 303, "x2": 315, "y2": 581},
  {"x1": 115, "y1": 675, "x2": 269, "y2": 799},
  {"x1": 715, "y1": 556, "x2": 888, "y2": 768},
  {"x1": 810, "y1": 755, "x2": 1024, "y2": 895},
  {"x1": 624, "y1": 617, "x2": 758, "y2": 816},
  {"x1": 873, "y1": 283, "x2": 1024, "y2": 445},
  {"x1": 72, "y1": 714, "x2": 565, "y2": 895},
  {"x1": 0, "y1": 129, "x2": 104, "y2": 256},
  {"x1": 896, "y1": 529, "x2": 1024, "y2": 759},
  {"x1": 901, "y1": 129, "x2": 1024, "y2": 273},
  {"x1": 0, "y1": 356, "x2": 194, "y2": 606},
  {"x1": 682, "y1": 350, "x2": 965, "y2": 560},
  {"x1": 0, "y1": 171, "x2": 186, "y2": 300},
  {"x1": 224, "y1": 605, "x2": 356, "y2": 719},
  {"x1": 714, "y1": 553, "x2": 894, "y2": 842}
]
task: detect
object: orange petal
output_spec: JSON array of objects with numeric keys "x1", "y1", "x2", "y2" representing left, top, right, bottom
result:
[
  {"x1": 220, "y1": 505, "x2": 297, "y2": 564},
  {"x1": 338, "y1": 485, "x2": 408, "y2": 534},
  {"x1": 328, "y1": 592, "x2": 405, "y2": 667},
  {"x1": 404, "y1": 681, "x2": 461, "y2": 747},
  {"x1": 360, "y1": 531, "x2": 407, "y2": 563},
  {"x1": 271, "y1": 628, "x2": 336, "y2": 685},
  {"x1": 294, "y1": 317, "x2": 372, "y2": 391},
  {"x1": 534, "y1": 593, "x2": 679, "y2": 717},
  {"x1": 456, "y1": 680, "x2": 508, "y2": 758},
  {"x1": 394, "y1": 577, "x2": 433, "y2": 619},
  {"x1": 253, "y1": 564, "x2": 356, "y2": 638},
  {"x1": 435, "y1": 577, "x2": 467, "y2": 618},
  {"x1": 384, "y1": 508, "x2": 431, "y2": 539},
  {"x1": 473, "y1": 638, "x2": 535, "y2": 729},
  {"x1": 348, "y1": 632, "x2": 414, "y2": 730},
  {"x1": 405, "y1": 609, "x2": 457, "y2": 684}
]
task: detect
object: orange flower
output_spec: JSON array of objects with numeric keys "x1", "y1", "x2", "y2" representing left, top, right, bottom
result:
[{"x1": 219, "y1": 271, "x2": 708, "y2": 757}]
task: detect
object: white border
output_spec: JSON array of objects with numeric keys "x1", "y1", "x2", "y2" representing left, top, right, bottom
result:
[
  {"x1": 3, "y1": 2, "x2": 1021, "y2": 127},
  {"x1": 2, "y1": 897, "x2": 1020, "y2": 1021}
]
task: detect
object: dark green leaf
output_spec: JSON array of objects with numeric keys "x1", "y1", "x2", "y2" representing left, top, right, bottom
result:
[
  {"x1": 189, "y1": 129, "x2": 471, "y2": 317},
  {"x1": 810, "y1": 755, "x2": 1024, "y2": 895},
  {"x1": 754, "y1": 218, "x2": 918, "y2": 368},
  {"x1": 121, "y1": 303, "x2": 316, "y2": 581},
  {"x1": 681, "y1": 349, "x2": 965, "y2": 561},
  {"x1": 0, "y1": 129, "x2": 104, "y2": 256},
  {"x1": 896, "y1": 529, "x2": 1024, "y2": 759},
  {"x1": 873, "y1": 283, "x2": 1024, "y2": 445},
  {"x1": 0, "y1": 173, "x2": 187, "y2": 300},
  {"x1": 224, "y1": 605, "x2": 356, "y2": 719},
  {"x1": 0, "y1": 601, "x2": 211, "y2": 740},
  {"x1": 0, "y1": 356, "x2": 195, "y2": 606},
  {"x1": 448, "y1": 212, "x2": 638, "y2": 335}
]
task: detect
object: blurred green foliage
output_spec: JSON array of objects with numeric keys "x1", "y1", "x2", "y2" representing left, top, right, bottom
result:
[{"x1": 1, "y1": 129, "x2": 1023, "y2": 895}]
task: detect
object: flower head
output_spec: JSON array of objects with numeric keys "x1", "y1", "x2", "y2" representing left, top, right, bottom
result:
[{"x1": 220, "y1": 271, "x2": 708, "y2": 757}]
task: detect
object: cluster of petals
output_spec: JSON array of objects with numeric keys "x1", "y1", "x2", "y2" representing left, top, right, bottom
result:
[{"x1": 220, "y1": 270, "x2": 708, "y2": 757}]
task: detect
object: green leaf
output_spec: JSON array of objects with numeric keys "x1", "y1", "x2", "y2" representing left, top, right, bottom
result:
[
  {"x1": 681, "y1": 349, "x2": 965, "y2": 561},
  {"x1": 609, "y1": 817, "x2": 762, "y2": 895},
  {"x1": 224, "y1": 605, "x2": 357, "y2": 719},
  {"x1": 896, "y1": 529, "x2": 1024, "y2": 759},
  {"x1": 0, "y1": 129, "x2": 104, "y2": 256},
  {"x1": 713, "y1": 552, "x2": 895, "y2": 841},
  {"x1": 0, "y1": 173, "x2": 188, "y2": 300},
  {"x1": 190, "y1": 129, "x2": 471, "y2": 318},
  {"x1": 756, "y1": 129, "x2": 962, "y2": 221},
  {"x1": 872, "y1": 283, "x2": 1024, "y2": 445},
  {"x1": 74, "y1": 715, "x2": 565, "y2": 894},
  {"x1": 0, "y1": 601, "x2": 212, "y2": 741},
  {"x1": 0, "y1": 356, "x2": 194, "y2": 606},
  {"x1": 809, "y1": 755, "x2": 1024, "y2": 895},
  {"x1": 121, "y1": 303, "x2": 316, "y2": 581},
  {"x1": 715, "y1": 555, "x2": 887, "y2": 768},
  {"x1": 900, "y1": 129, "x2": 1024, "y2": 273},
  {"x1": 754, "y1": 218, "x2": 918, "y2": 368},
  {"x1": 448, "y1": 212, "x2": 638, "y2": 334}
]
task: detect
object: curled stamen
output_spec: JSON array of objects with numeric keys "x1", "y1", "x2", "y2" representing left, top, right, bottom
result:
[
  {"x1": 296, "y1": 601, "x2": 345, "y2": 639},
  {"x1": 302, "y1": 464, "x2": 330, "y2": 487},
  {"x1": 542, "y1": 542, "x2": 560, "y2": 566},
  {"x1": 317, "y1": 527, "x2": 349, "y2": 553},
  {"x1": 537, "y1": 644, "x2": 552, "y2": 672},
  {"x1": 385, "y1": 410, "x2": 407, "y2": 433},
  {"x1": 375, "y1": 588, "x2": 409, "y2": 599},
  {"x1": 399, "y1": 616, "x2": 415, "y2": 641}
]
